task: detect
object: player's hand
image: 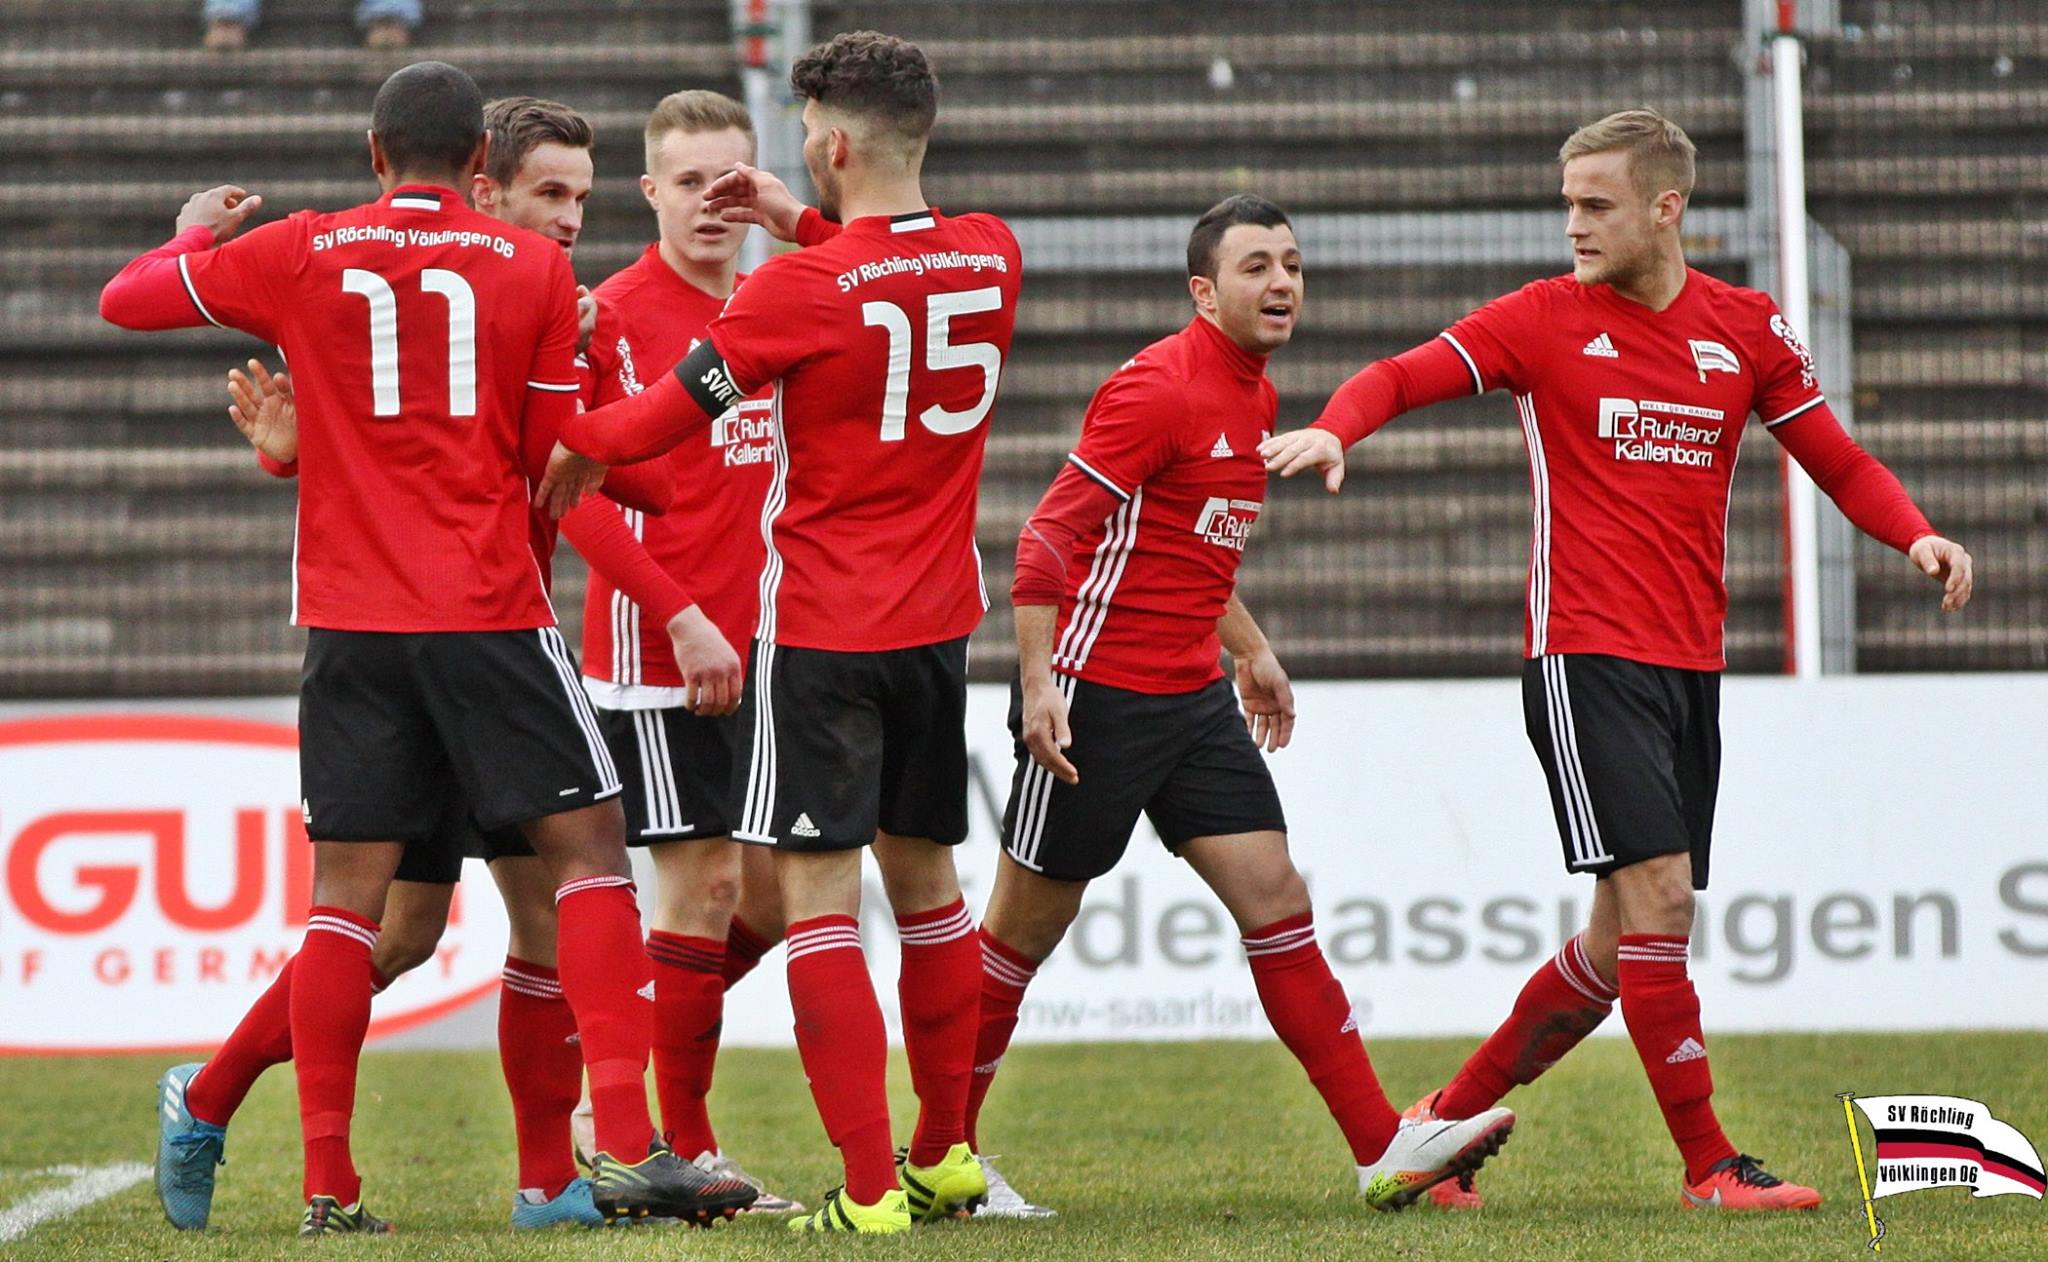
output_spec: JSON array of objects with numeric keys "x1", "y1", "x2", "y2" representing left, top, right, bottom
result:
[
  {"x1": 226, "y1": 358, "x2": 298, "y2": 464},
  {"x1": 1258, "y1": 427, "x2": 1348, "y2": 494},
  {"x1": 1909, "y1": 535, "x2": 1974, "y2": 612},
  {"x1": 535, "y1": 442, "x2": 607, "y2": 519},
  {"x1": 1235, "y1": 649, "x2": 1296, "y2": 752},
  {"x1": 666, "y1": 605, "x2": 743, "y2": 716},
  {"x1": 176, "y1": 185, "x2": 264, "y2": 244},
  {"x1": 1020, "y1": 673, "x2": 1079, "y2": 785},
  {"x1": 705, "y1": 163, "x2": 808, "y2": 242},
  {"x1": 575, "y1": 285, "x2": 597, "y2": 354}
]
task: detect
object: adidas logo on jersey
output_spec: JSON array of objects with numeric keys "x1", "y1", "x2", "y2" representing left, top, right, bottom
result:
[
  {"x1": 636, "y1": 980, "x2": 656, "y2": 1002},
  {"x1": 1340, "y1": 1009, "x2": 1360, "y2": 1035},
  {"x1": 1666, "y1": 1037, "x2": 1707, "y2": 1064},
  {"x1": 790, "y1": 813, "x2": 822, "y2": 838},
  {"x1": 1210, "y1": 433, "x2": 1235, "y2": 458},
  {"x1": 1582, "y1": 332, "x2": 1619, "y2": 358}
]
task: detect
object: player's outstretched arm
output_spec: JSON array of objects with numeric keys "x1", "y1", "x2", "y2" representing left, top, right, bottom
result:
[
  {"x1": 1218, "y1": 593, "x2": 1295, "y2": 752},
  {"x1": 1259, "y1": 336, "x2": 1477, "y2": 494},
  {"x1": 1771, "y1": 404, "x2": 1973, "y2": 612},
  {"x1": 226, "y1": 358, "x2": 298, "y2": 470}
]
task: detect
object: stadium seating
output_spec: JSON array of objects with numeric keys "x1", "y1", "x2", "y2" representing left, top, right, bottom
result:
[{"x1": 2, "y1": 0, "x2": 2040, "y2": 692}]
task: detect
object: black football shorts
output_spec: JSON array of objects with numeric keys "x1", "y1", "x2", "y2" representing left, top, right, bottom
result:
[
  {"x1": 1001, "y1": 674, "x2": 1287, "y2": 883},
  {"x1": 299, "y1": 628, "x2": 622, "y2": 859},
  {"x1": 1522, "y1": 652, "x2": 1721, "y2": 888},
  {"x1": 594, "y1": 703, "x2": 741, "y2": 844},
  {"x1": 729, "y1": 636, "x2": 970, "y2": 852}
]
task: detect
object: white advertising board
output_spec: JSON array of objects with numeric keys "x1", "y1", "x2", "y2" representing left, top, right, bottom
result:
[{"x1": 2, "y1": 676, "x2": 2043, "y2": 1054}]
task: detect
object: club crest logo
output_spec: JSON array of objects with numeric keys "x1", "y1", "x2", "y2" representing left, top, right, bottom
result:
[{"x1": 1840, "y1": 1092, "x2": 2044, "y2": 1250}]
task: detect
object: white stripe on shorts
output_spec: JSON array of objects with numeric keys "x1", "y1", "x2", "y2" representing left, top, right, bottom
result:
[
  {"x1": 538, "y1": 627, "x2": 621, "y2": 797},
  {"x1": 1540, "y1": 656, "x2": 1608, "y2": 867}
]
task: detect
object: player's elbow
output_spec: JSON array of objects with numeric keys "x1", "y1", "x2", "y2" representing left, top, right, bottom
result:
[{"x1": 98, "y1": 281, "x2": 145, "y2": 329}]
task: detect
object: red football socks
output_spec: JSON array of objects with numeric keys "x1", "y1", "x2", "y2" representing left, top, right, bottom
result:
[
  {"x1": 722, "y1": 916, "x2": 776, "y2": 989},
  {"x1": 785, "y1": 915, "x2": 897, "y2": 1203},
  {"x1": 554, "y1": 876, "x2": 656, "y2": 1160},
  {"x1": 895, "y1": 899, "x2": 979, "y2": 1166},
  {"x1": 290, "y1": 906, "x2": 379, "y2": 1204},
  {"x1": 1243, "y1": 913, "x2": 1399, "y2": 1163},
  {"x1": 497, "y1": 957, "x2": 583, "y2": 1194},
  {"x1": 966, "y1": 929, "x2": 1039, "y2": 1151},
  {"x1": 1435, "y1": 932, "x2": 1618, "y2": 1119},
  {"x1": 187, "y1": 956, "x2": 299, "y2": 1126},
  {"x1": 645, "y1": 930, "x2": 725, "y2": 1158},
  {"x1": 1617, "y1": 933, "x2": 1738, "y2": 1183}
]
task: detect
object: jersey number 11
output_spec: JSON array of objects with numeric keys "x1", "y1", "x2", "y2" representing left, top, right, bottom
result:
[{"x1": 342, "y1": 268, "x2": 478, "y2": 418}]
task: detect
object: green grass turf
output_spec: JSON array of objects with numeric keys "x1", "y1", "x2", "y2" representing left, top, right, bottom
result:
[{"x1": 4, "y1": 1034, "x2": 2045, "y2": 1260}]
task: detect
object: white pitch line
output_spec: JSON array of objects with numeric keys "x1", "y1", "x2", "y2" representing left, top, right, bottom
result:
[{"x1": 0, "y1": 1162, "x2": 151, "y2": 1242}]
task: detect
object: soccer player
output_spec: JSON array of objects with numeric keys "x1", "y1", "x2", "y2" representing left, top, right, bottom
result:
[
  {"x1": 172, "y1": 95, "x2": 723, "y2": 1232},
  {"x1": 965, "y1": 194, "x2": 1515, "y2": 1214},
  {"x1": 544, "y1": 31, "x2": 1021, "y2": 1233},
  {"x1": 100, "y1": 63, "x2": 751, "y2": 1233},
  {"x1": 564, "y1": 86, "x2": 798, "y2": 1212},
  {"x1": 1260, "y1": 109, "x2": 1973, "y2": 1211}
]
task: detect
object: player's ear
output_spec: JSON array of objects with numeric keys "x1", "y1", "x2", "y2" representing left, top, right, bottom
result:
[
  {"x1": 466, "y1": 131, "x2": 491, "y2": 181},
  {"x1": 640, "y1": 173, "x2": 659, "y2": 209},
  {"x1": 366, "y1": 129, "x2": 387, "y2": 180},
  {"x1": 471, "y1": 173, "x2": 494, "y2": 211},
  {"x1": 1188, "y1": 272, "x2": 1216, "y2": 315},
  {"x1": 830, "y1": 126, "x2": 851, "y2": 169}
]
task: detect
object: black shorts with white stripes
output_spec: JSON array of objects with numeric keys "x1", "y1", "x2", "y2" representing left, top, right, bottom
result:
[
  {"x1": 593, "y1": 704, "x2": 739, "y2": 844},
  {"x1": 1521, "y1": 653, "x2": 1720, "y2": 888},
  {"x1": 729, "y1": 636, "x2": 970, "y2": 852},
  {"x1": 1001, "y1": 674, "x2": 1286, "y2": 883},
  {"x1": 299, "y1": 628, "x2": 622, "y2": 846}
]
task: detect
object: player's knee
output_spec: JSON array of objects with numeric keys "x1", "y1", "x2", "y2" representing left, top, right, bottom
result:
[
  {"x1": 1615, "y1": 860, "x2": 1695, "y2": 935},
  {"x1": 372, "y1": 927, "x2": 439, "y2": 980}
]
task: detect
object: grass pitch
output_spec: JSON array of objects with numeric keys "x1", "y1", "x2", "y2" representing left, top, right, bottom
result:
[{"x1": 4, "y1": 1033, "x2": 2044, "y2": 1260}]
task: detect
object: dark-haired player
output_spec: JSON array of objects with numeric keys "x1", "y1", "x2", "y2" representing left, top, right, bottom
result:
[
  {"x1": 1262, "y1": 109, "x2": 1972, "y2": 1212},
  {"x1": 969, "y1": 195, "x2": 1514, "y2": 1213},
  {"x1": 102, "y1": 63, "x2": 751, "y2": 1234},
  {"x1": 160, "y1": 95, "x2": 737, "y2": 1234},
  {"x1": 545, "y1": 31, "x2": 1020, "y2": 1233}
]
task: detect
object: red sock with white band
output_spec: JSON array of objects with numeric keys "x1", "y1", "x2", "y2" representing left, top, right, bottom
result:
[
  {"x1": 895, "y1": 899, "x2": 979, "y2": 1166},
  {"x1": 1242, "y1": 913, "x2": 1400, "y2": 1163},
  {"x1": 553, "y1": 875, "x2": 657, "y2": 1160},
  {"x1": 290, "y1": 906, "x2": 379, "y2": 1204},
  {"x1": 1435, "y1": 932, "x2": 1617, "y2": 1119},
  {"x1": 1617, "y1": 932, "x2": 1738, "y2": 1182}
]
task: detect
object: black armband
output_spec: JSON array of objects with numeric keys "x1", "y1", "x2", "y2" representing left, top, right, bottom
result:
[{"x1": 674, "y1": 338, "x2": 746, "y2": 416}]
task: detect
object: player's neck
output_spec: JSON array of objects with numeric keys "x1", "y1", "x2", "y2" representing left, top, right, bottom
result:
[
  {"x1": 656, "y1": 239, "x2": 737, "y2": 300},
  {"x1": 831, "y1": 173, "x2": 928, "y2": 223},
  {"x1": 1607, "y1": 249, "x2": 1689, "y2": 313},
  {"x1": 380, "y1": 170, "x2": 463, "y2": 196}
]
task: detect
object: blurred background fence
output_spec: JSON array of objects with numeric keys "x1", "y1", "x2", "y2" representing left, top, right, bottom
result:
[{"x1": 2, "y1": 0, "x2": 2041, "y2": 695}]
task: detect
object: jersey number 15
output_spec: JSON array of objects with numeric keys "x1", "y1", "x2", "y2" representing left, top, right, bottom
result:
[
  {"x1": 861, "y1": 286, "x2": 1003, "y2": 441},
  {"x1": 342, "y1": 268, "x2": 478, "y2": 418}
]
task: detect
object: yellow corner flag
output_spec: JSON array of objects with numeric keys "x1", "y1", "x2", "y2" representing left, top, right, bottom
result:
[{"x1": 1839, "y1": 1092, "x2": 1885, "y2": 1252}]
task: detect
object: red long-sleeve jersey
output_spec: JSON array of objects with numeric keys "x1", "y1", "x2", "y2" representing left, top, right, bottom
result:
[
  {"x1": 569, "y1": 247, "x2": 774, "y2": 699},
  {"x1": 101, "y1": 187, "x2": 580, "y2": 631},
  {"x1": 1014, "y1": 317, "x2": 1277, "y2": 694},
  {"x1": 1313, "y1": 269, "x2": 1936, "y2": 670}
]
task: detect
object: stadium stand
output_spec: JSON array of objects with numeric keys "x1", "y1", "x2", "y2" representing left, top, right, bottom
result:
[{"x1": 3, "y1": 0, "x2": 2040, "y2": 693}]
